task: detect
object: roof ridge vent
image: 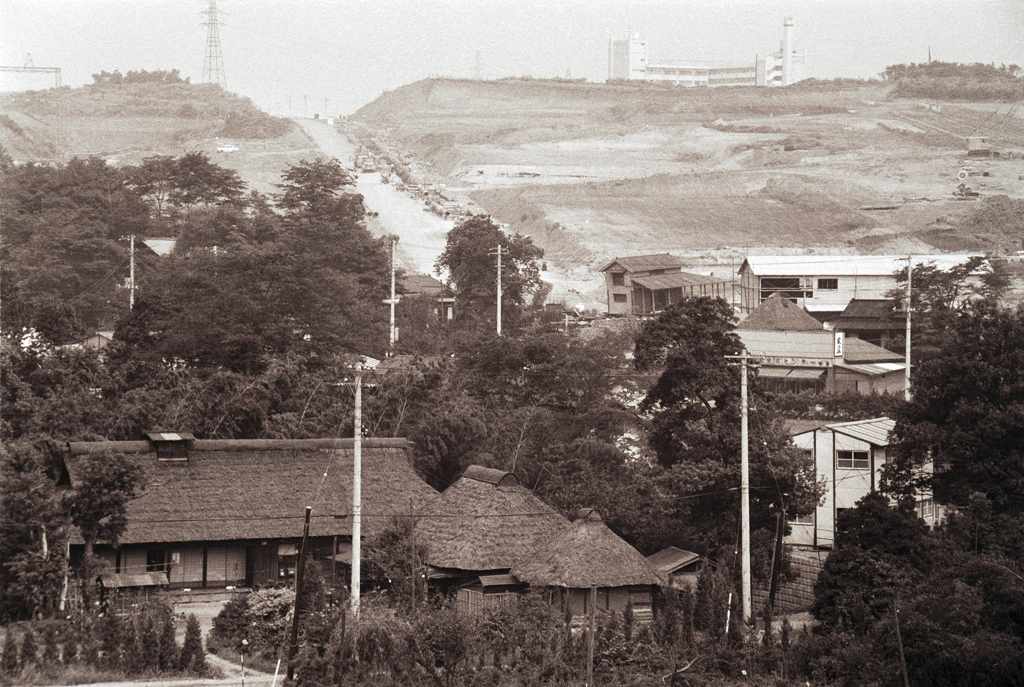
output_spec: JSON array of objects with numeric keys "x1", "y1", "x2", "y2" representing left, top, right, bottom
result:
[{"x1": 143, "y1": 431, "x2": 195, "y2": 462}]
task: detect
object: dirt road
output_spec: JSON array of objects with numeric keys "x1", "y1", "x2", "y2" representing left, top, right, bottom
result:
[{"x1": 297, "y1": 118, "x2": 453, "y2": 277}]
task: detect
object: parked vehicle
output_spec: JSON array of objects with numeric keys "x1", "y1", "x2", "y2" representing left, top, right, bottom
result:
[{"x1": 217, "y1": 144, "x2": 239, "y2": 153}]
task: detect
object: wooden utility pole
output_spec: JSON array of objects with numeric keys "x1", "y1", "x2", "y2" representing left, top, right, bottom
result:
[
  {"x1": 724, "y1": 352, "x2": 757, "y2": 626},
  {"x1": 488, "y1": 245, "x2": 503, "y2": 335},
  {"x1": 129, "y1": 234, "x2": 136, "y2": 310},
  {"x1": 587, "y1": 585, "x2": 596, "y2": 687},
  {"x1": 351, "y1": 363, "x2": 363, "y2": 621},
  {"x1": 893, "y1": 601, "x2": 911, "y2": 687},
  {"x1": 287, "y1": 506, "x2": 312, "y2": 681},
  {"x1": 905, "y1": 255, "x2": 912, "y2": 401},
  {"x1": 387, "y1": 237, "x2": 398, "y2": 354},
  {"x1": 496, "y1": 245, "x2": 503, "y2": 335}
]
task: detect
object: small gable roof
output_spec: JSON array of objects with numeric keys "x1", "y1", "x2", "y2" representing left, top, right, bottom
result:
[
  {"x1": 736, "y1": 293, "x2": 823, "y2": 331},
  {"x1": 400, "y1": 273, "x2": 448, "y2": 296},
  {"x1": 416, "y1": 465, "x2": 569, "y2": 573},
  {"x1": 62, "y1": 438, "x2": 438, "y2": 545},
  {"x1": 792, "y1": 417, "x2": 895, "y2": 447},
  {"x1": 511, "y1": 509, "x2": 665, "y2": 588},
  {"x1": 646, "y1": 546, "x2": 702, "y2": 575},
  {"x1": 843, "y1": 338, "x2": 904, "y2": 363},
  {"x1": 834, "y1": 299, "x2": 901, "y2": 329},
  {"x1": 600, "y1": 253, "x2": 686, "y2": 274}
]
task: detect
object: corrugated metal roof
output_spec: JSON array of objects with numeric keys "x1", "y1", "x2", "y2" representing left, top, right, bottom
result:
[
  {"x1": 844, "y1": 338, "x2": 904, "y2": 363},
  {"x1": 740, "y1": 254, "x2": 983, "y2": 277},
  {"x1": 479, "y1": 574, "x2": 522, "y2": 587},
  {"x1": 599, "y1": 253, "x2": 687, "y2": 273},
  {"x1": 97, "y1": 572, "x2": 169, "y2": 588},
  {"x1": 631, "y1": 272, "x2": 727, "y2": 291},
  {"x1": 835, "y1": 362, "x2": 905, "y2": 376},
  {"x1": 826, "y1": 417, "x2": 895, "y2": 446}
]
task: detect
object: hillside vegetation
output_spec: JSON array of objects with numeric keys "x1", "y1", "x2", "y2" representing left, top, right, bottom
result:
[
  {"x1": 352, "y1": 77, "x2": 1024, "y2": 285},
  {"x1": 0, "y1": 79, "x2": 294, "y2": 163}
]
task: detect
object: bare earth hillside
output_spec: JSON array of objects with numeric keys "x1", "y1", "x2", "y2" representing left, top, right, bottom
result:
[
  {"x1": 0, "y1": 83, "x2": 313, "y2": 195},
  {"x1": 352, "y1": 78, "x2": 1024, "y2": 289}
]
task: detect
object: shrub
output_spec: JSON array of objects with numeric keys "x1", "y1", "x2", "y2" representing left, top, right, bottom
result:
[
  {"x1": 178, "y1": 614, "x2": 207, "y2": 674},
  {"x1": 2, "y1": 630, "x2": 19, "y2": 674},
  {"x1": 157, "y1": 610, "x2": 179, "y2": 671},
  {"x1": 18, "y1": 628, "x2": 37, "y2": 667}
]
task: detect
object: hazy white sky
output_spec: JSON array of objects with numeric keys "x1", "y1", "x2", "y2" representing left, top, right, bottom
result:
[{"x1": 2, "y1": 1, "x2": 1022, "y2": 116}]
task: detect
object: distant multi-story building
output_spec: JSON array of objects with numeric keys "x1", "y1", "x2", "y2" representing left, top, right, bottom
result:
[{"x1": 609, "y1": 17, "x2": 802, "y2": 88}]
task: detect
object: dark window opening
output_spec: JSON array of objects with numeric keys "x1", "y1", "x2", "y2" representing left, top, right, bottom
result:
[
  {"x1": 817, "y1": 278, "x2": 838, "y2": 290},
  {"x1": 146, "y1": 549, "x2": 167, "y2": 573},
  {"x1": 613, "y1": 293, "x2": 628, "y2": 303},
  {"x1": 611, "y1": 273, "x2": 625, "y2": 286}
]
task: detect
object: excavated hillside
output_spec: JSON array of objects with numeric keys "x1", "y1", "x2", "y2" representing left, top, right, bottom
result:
[{"x1": 352, "y1": 78, "x2": 1024, "y2": 281}]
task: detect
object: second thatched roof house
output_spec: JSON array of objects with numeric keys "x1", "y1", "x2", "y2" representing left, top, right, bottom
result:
[
  {"x1": 415, "y1": 465, "x2": 569, "y2": 583},
  {"x1": 511, "y1": 508, "x2": 666, "y2": 622}
]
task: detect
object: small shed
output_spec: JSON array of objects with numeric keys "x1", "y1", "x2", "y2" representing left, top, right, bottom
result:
[
  {"x1": 646, "y1": 547, "x2": 704, "y2": 591},
  {"x1": 97, "y1": 572, "x2": 169, "y2": 614},
  {"x1": 511, "y1": 509, "x2": 665, "y2": 622}
]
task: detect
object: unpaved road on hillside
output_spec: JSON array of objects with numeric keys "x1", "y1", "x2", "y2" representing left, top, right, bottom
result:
[{"x1": 297, "y1": 119, "x2": 453, "y2": 277}]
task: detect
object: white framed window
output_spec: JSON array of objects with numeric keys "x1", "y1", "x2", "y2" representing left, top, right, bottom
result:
[
  {"x1": 837, "y1": 450, "x2": 869, "y2": 469},
  {"x1": 817, "y1": 278, "x2": 839, "y2": 290}
]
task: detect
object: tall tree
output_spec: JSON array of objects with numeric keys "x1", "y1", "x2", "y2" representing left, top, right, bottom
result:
[
  {"x1": 884, "y1": 302, "x2": 1024, "y2": 515},
  {"x1": 66, "y1": 450, "x2": 145, "y2": 558},
  {"x1": 435, "y1": 216, "x2": 543, "y2": 326},
  {"x1": 634, "y1": 298, "x2": 818, "y2": 556}
]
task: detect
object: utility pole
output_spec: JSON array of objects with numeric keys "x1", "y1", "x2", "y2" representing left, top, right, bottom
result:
[
  {"x1": 286, "y1": 506, "x2": 312, "y2": 681},
  {"x1": 351, "y1": 362, "x2": 362, "y2": 621},
  {"x1": 389, "y1": 237, "x2": 398, "y2": 353},
  {"x1": 488, "y1": 245, "x2": 503, "y2": 335},
  {"x1": 725, "y1": 351, "x2": 752, "y2": 625},
  {"x1": 129, "y1": 234, "x2": 136, "y2": 310},
  {"x1": 905, "y1": 255, "x2": 912, "y2": 402},
  {"x1": 587, "y1": 585, "x2": 596, "y2": 687}
]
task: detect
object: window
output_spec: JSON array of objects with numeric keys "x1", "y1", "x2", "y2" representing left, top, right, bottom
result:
[
  {"x1": 759, "y1": 277, "x2": 811, "y2": 302},
  {"x1": 791, "y1": 512, "x2": 813, "y2": 524},
  {"x1": 817, "y1": 278, "x2": 838, "y2": 290},
  {"x1": 611, "y1": 273, "x2": 625, "y2": 286},
  {"x1": 836, "y1": 450, "x2": 869, "y2": 469},
  {"x1": 146, "y1": 549, "x2": 167, "y2": 573},
  {"x1": 613, "y1": 294, "x2": 628, "y2": 303},
  {"x1": 916, "y1": 498, "x2": 935, "y2": 520}
]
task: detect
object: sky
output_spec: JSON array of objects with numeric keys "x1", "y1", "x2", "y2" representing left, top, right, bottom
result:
[{"x1": 2, "y1": 0, "x2": 1022, "y2": 116}]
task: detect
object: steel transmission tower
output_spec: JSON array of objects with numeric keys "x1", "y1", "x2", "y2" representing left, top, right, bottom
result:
[{"x1": 202, "y1": 0, "x2": 227, "y2": 89}]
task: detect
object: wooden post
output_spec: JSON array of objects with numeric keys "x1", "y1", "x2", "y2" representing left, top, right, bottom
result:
[
  {"x1": 287, "y1": 506, "x2": 312, "y2": 681},
  {"x1": 893, "y1": 601, "x2": 910, "y2": 687},
  {"x1": 587, "y1": 585, "x2": 596, "y2": 687}
]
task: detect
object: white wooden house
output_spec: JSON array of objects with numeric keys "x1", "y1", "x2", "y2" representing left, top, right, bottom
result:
[
  {"x1": 786, "y1": 418, "x2": 942, "y2": 549},
  {"x1": 737, "y1": 254, "x2": 981, "y2": 318}
]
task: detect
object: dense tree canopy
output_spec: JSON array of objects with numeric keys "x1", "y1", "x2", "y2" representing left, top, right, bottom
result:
[
  {"x1": 885, "y1": 303, "x2": 1024, "y2": 515},
  {"x1": 633, "y1": 298, "x2": 819, "y2": 556},
  {"x1": 435, "y1": 216, "x2": 544, "y2": 326}
]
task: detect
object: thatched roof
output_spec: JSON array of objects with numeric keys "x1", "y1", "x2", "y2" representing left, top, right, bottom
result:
[
  {"x1": 415, "y1": 465, "x2": 569, "y2": 573},
  {"x1": 63, "y1": 437, "x2": 438, "y2": 545},
  {"x1": 511, "y1": 509, "x2": 666, "y2": 588},
  {"x1": 736, "y1": 293, "x2": 822, "y2": 331}
]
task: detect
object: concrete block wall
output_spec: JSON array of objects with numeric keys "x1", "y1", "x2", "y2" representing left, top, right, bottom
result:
[{"x1": 752, "y1": 548, "x2": 828, "y2": 615}]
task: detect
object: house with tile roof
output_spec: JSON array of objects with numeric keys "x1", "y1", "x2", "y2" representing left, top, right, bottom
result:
[
  {"x1": 734, "y1": 293, "x2": 906, "y2": 395},
  {"x1": 786, "y1": 418, "x2": 943, "y2": 549},
  {"x1": 599, "y1": 254, "x2": 731, "y2": 315},
  {"x1": 60, "y1": 435, "x2": 438, "y2": 590},
  {"x1": 831, "y1": 299, "x2": 904, "y2": 347}
]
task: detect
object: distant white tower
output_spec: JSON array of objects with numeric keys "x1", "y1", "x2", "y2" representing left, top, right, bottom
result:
[
  {"x1": 609, "y1": 30, "x2": 647, "y2": 80},
  {"x1": 782, "y1": 17, "x2": 794, "y2": 86}
]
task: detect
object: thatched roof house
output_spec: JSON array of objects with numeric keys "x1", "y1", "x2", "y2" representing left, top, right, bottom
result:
[
  {"x1": 61, "y1": 435, "x2": 438, "y2": 589},
  {"x1": 511, "y1": 508, "x2": 666, "y2": 621},
  {"x1": 415, "y1": 465, "x2": 569, "y2": 580}
]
